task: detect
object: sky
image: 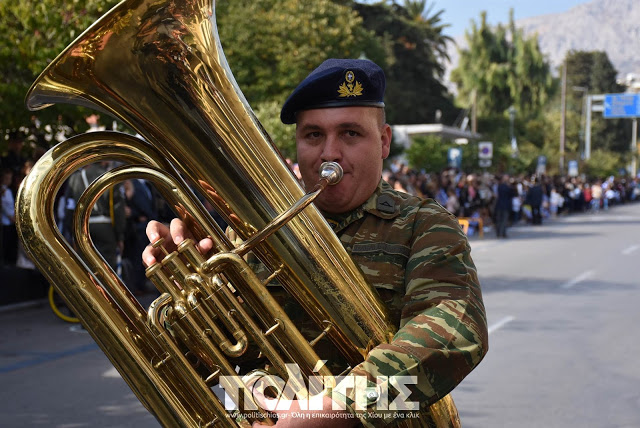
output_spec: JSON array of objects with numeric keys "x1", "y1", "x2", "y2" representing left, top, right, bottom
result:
[{"x1": 432, "y1": 0, "x2": 592, "y2": 37}]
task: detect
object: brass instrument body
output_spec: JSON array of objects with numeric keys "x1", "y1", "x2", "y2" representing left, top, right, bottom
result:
[{"x1": 18, "y1": 0, "x2": 460, "y2": 426}]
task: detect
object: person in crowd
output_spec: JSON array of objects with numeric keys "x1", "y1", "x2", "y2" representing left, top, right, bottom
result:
[
  {"x1": 526, "y1": 176, "x2": 544, "y2": 225},
  {"x1": 511, "y1": 178, "x2": 523, "y2": 224},
  {"x1": 549, "y1": 186, "x2": 564, "y2": 217},
  {"x1": 494, "y1": 173, "x2": 513, "y2": 238},
  {"x1": 1, "y1": 168, "x2": 17, "y2": 265},
  {"x1": 445, "y1": 186, "x2": 460, "y2": 215},
  {"x1": 85, "y1": 113, "x2": 107, "y2": 133},
  {"x1": 124, "y1": 178, "x2": 157, "y2": 295},
  {"x1": 63, "y1": 161, "x2": 126, "y2": 271},
  {"x1": 142, "y1": 58, "x2": 488, "y2": 426},
  {"x1": 591, "y1": 180, "x2": 603, "y2": 212},
  {"x1": 1, "y1": 131, "x2": 28, "y2": 195}
]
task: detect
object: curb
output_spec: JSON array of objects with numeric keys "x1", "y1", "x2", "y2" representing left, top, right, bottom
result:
[{"x1": 0, "y1": 298, "x2": 48, "y2": 314}]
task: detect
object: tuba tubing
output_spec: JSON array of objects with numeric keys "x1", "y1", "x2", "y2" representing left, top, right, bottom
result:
[
  {"x1": 25, "y1": 0, "x2": 392, "y2": 366},
  {"x1": 18, "y1": 0, "x2": 461, "y2": 426},
  {"x1": 16, "y1": 132, "x2": 240, "y2": 426}
]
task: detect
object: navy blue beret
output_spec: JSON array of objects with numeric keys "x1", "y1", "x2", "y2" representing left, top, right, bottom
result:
[{"x1": 280, "y1": 58, "x2": 386, "y2": 124}]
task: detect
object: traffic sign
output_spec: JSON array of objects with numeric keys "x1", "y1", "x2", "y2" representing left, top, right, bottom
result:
[
  {"x1": 568, "y1": 160, "x2": 579, "y2": 177},
  {"x1": 603, "y1": 94, "x2": 640, "y2": 118},
  {"x1": 448, "y1": 147, "x2": 462, "y2": 169},
  {"x1": 478, "y1": 141, "x2": 493, "y2": 159}
]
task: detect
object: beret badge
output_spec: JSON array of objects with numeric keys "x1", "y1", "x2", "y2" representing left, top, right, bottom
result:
[{"x1": 338, "y1": 70, "x2": 363, "y2": 98}]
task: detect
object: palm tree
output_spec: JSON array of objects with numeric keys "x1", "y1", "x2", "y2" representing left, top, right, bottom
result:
[{"x1": 403, "y1": 0, "x2": 452, "y2": 64}]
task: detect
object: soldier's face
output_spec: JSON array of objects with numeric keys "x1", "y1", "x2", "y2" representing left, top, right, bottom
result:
[{"x1": 295, "y1": 106, "x2": 391, "y2": 214}]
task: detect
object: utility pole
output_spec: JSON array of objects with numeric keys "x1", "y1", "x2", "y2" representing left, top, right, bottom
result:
[
  {"x1": 471, "y1": 89, "x2": 477, "y2": 134},
  {"x1": 572, "y1": 86, "x2": 588, "y2": 159},
  {"x1": 559, "y1": 63, "x2": 567, "y2": 175},
  {"x1": 632, "y1": 118, "x2": 638, "y2": 177},
  {"x1": 509, "y1": 105, "x2": 517, "y2": 158}
]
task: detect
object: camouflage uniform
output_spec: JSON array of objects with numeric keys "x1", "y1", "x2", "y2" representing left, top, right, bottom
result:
[
  {"x1": 223, "y1": 179, "x2": 487, "y2": 426},
  {"x1": 323, "y1": 180, "x2": 488, "y2": 427}
]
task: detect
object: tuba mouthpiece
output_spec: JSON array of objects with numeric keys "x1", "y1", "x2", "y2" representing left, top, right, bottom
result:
[{"x1": 319, "y1": 162, "x2": 343, "y2": 186}]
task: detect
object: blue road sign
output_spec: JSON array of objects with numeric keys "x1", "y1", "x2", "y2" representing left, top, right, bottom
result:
[
  {"x1": 603, "y1": 94, "x2": 640, "y2": 118},
  {"x1": 447, "y1": 147, "x2": 462, "y2": 169}
]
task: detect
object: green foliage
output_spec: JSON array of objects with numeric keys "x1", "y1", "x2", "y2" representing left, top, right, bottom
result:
[
  {"x1": 451, "y1": 16, "x2": 630, "y2": 178},
  {"x1": 1, "y1": 0, "x2": 459, "y2": 160},
  {"x1": 564, "y1": 50, "x2": 630, "y2": 154},
  {"x1": 405, "y1": 134, "x2": 447, "y2": 172},
  {"x1": 451, "y1": 10, "x2": 552, "y2": 118},
  {"x1": 582, "y1": 149, "x2": 623, "y2": 178},
  {"x1": 354, "y1": 2, "x2": 458, "y2": 124},
  {"x1": 252, "y1": 100, "x2": 297, "y2": 160},
  {"x1": 8, "y1": 0, "x2": 628, "y2": 180},
  {"x1": 217, "y1": 0, "x2": 372, "y2": 105},
  {"x1": 0, "y1": 0, "x2": 120, "y2": 131}
]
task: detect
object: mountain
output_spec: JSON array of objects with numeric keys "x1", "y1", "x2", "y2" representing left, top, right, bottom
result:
[
  {"x1": 518, "y1": 0, "x2": 640, "y2": 78},
  {"x1": 445, "y1": 0, "x2": 640, "y2": 86}
]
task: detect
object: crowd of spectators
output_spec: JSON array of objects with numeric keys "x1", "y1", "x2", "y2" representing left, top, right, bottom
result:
[
  {"x1": 3, "y1": 121, "x2": 640, "y2": 281},
  {"x1": 0, "y1": 118, "x2": 173, "y2": 297},
  {"x1": 382, "y1": 159, "x2": 640, "y2": 238}
]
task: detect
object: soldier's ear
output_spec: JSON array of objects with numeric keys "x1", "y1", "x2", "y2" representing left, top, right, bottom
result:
[{"x1": 381, "y1": 124, "x2": 391, "y2": 159}]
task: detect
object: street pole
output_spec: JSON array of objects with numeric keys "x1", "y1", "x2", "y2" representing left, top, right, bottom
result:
[
  {"x1": 572, "y1": 86, "x2": 588, "y2": 159},
  {"x1": 559, "y1": 63, "x2": 567, "y2": 175},
  {"x1": 632, "y1": 118, "x2": 638, "y2": 177},
  {"x1": 585, "y1": 95, "x2": 592, "y2": 160},
  {"x1": 471, "y1": 89, "x2": 477, "y2": 134},
  {"x1": 508, "y1": 105, "x2": 517, "y2": 159}
]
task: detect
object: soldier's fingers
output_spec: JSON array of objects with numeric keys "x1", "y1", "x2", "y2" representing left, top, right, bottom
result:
[
  {"x1": 197, "y1": 238, "x2": 214, "y2": 255},
  {"x1": 143, "y1": 221, "x2": 172, "y2": 266},
  {"x1": 142, "y1": 244, "x2": 161, "y2": 267},
  {"x1": 146, "y1": 220, "x2": 169, "y2": 244},
  {"x1": 169, "y1": 218, "x2": 192, "y2": 245}
]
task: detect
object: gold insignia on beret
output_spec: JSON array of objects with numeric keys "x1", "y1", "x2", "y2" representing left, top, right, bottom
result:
[{"x1": 338, "y1": 70, "x2": 363, "y2": 97}]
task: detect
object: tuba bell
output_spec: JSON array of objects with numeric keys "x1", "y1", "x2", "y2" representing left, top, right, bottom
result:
[{"x1": 17, "y1": 0, "x2": 460, "y2": 426}]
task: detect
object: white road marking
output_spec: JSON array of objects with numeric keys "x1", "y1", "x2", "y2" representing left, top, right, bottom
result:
[
  {"x1": 487, "y1": 316, "x2": 515, "y2": 334},
  {"x1": 561, "y1": 270, "x2": 595, "y2": 289},
  {"x1": 621, "y1": 245, "x2": 640, "y2": 256}
]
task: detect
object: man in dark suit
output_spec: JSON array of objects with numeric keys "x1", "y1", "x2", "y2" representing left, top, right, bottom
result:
[
  {"x1": 494, "y1": 174, "x2": 513, "y2": 238},
  {"x1": 124, "y1": 179, "x2": 157, "y2": 294},
  {"x1": 526, "y1": 176, "x2": 544, "y2": 225}
]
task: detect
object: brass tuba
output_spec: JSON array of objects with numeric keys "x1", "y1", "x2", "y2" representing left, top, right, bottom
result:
[{"x1": 17, "y1": 0, "x2": 460, "y2": 426}]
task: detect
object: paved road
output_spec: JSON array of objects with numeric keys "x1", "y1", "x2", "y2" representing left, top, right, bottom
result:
[
  {"x1": 453, "y1": 203, "x2": 640, "y2": 428},
  {"x1": 1, "y1": 203, "x2": 639, "y2": 427}
]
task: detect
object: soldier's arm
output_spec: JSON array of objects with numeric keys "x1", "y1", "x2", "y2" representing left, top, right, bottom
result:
[{"x1": 334, "y1": 207, "x2": 488, "y2": 427}]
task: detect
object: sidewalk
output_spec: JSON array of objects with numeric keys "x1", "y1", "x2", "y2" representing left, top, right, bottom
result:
[{"x1": 0, "y1": 266, "x2": 49, "y2": 308}]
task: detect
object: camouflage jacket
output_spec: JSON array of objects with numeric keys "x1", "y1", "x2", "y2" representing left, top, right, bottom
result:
[{"x1": 327, "y1": 180, "x2": 488, "y2": 427}]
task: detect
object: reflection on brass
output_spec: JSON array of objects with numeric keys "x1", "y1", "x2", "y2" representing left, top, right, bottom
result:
[{"x1": 17, "y1": 0, "x2": 459, "y2": 426}]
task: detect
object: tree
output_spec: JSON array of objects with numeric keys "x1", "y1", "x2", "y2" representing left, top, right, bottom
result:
[
  {"x1": 1, "y1": 0, "x2": 372, "y2": 157},
  {"x1": 217, "y1": 0, "x2": 372, "y2": 106},
  {"x1": 564, "y1": 50, "x2": 629, "y2": 155},
  {"x1": 405, "y1": 134, "x2": 447, "y2": 172},
  {"x1": 450, "y1": 12, "x2": 512, "y2": 117},
  {"x1": 451, "y1": 10, "x2": 552, "y2": 118},
  {"x1": 0, "y1": 0, "x2": 120, "y2": 135},
  {"x1": 353, "y1": 1, "x2": 458, "y2": 124},
  {"x1": 449, "y1": 10, "x2": 554, "y2": 175},
  {"x1": 402, "y1": 0, "x2": 451, "y2": 64}
]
